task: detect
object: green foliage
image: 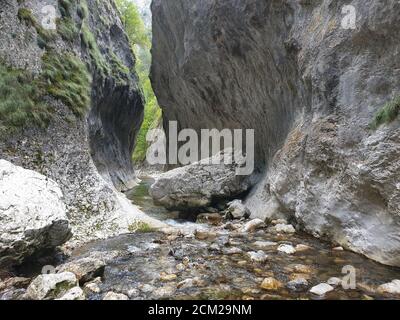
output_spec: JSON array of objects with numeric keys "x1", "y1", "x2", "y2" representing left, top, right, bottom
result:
[
  {"x1": 133, "y1": 98, "x2": 162, "y2": 162},
  {"x1": 110, "y1": 51, "x2": 130, "y2": 84},
  {"x1": 115, "y1": 0, "x2": 162, "y2": 164},
  {"x1": 77, "y1": 0, "x2": 89, "y2": 19},
  {"x1": 115, "y1": 0, "x2": 151, "y2": 49},
  {"x1": 42, "y1": 52, "x2": 92, "y2": 117},
  {"x1": 0, "y1": 63, "x2": 50, "y2": 134},
  {"x1": 128, "y1": 221, "x2": 155, "y2": 233},
  {"x1": 58, "y1": 0, "x2": 75, "y2": 18},
  {"x1": 370, "y1": 96, "x2": 400, "y2": 129},
  {"x1": 57, "y1": 17, "x2": 79, "y2": 42},
  {"x1": 81, "y1": 23, "x2": 110, "y2": 76}
]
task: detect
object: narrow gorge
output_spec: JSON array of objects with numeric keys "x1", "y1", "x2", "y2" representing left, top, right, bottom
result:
[{"x1": 0, "y1": 0, "x2": 400, "y2": 301}]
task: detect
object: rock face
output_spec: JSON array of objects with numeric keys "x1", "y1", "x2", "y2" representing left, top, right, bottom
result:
[
  {"x1": 149, "y1": 150, "x2": 252, "y2": 210},
  {"x1": 0, "y1": 0, "x2": 163, "y2": 244},
  {"x1": 151, "y1": 0, "x2": 400, "y2": 266},
  {"x1": 26, "y1": 272, "x2": 78, "y2": 300},
  {"x1": 0, "y1": 160, "x2": 71, "y2": 268}
]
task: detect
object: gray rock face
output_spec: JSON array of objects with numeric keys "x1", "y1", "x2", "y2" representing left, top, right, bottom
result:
[
  {"x1": 0, "y1": 0, "x2": 163, "y2": 244},
  {"x1": 0, "y1": 160, "x2": 71, "y2": 268},
  {"x1": 151, "y1": 0, "x2": 400, "y2": 266},
  {"x1": 149, "y1": 150, "x2": 252, "y2": 210}
]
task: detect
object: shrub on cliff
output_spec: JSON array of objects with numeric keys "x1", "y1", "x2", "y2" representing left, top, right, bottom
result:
[{"x1": 370, "y1": 96, "x2": 400, "y2": 129}]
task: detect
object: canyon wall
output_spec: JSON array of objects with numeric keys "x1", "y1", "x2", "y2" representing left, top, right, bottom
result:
[
  {"x1": 0, "y1": 0, "x2": 163, "y2": 244},
  {"x1": 151, "y1": 0, "x2": 400, "y2": 266}
]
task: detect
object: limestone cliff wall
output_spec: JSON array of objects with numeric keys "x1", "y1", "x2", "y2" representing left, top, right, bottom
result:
[
  {"x1": 0, "y1": 0, "x2": 164, "y2": 243},
  {"x1": 151, "y1": 0, "x2": 400, "y2": 266}
]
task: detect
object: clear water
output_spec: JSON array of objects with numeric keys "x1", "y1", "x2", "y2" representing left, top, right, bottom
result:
[{"x1": 69, "y1": 177, "x2": 400, "y2": 300}]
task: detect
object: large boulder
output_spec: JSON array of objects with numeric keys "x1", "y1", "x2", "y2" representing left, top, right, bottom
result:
[
  {"x1": 149, "y1": 150, "x2": 252, "y2": 210},
  {"x1": 0, "y1": 160, "x2": 71, "y2": 267}
]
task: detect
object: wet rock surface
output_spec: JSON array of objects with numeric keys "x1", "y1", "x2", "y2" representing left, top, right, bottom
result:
[{"x1": 64, "y1": 223, "x2": 400, "y2": 300}]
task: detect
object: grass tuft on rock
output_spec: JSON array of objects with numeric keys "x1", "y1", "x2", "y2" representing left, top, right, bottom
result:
[
  {"x1": 370, "y1": 96, "x2": 400, "y2": 129},
  {"x1": 57, "y1": 17, "x2": 79, "y2": 42},
  {"x1": 128, "y1": 221, "x2": 154, "y2": 233},
  {"x1": 0, "y1": 63, "x2": 50, "y2": 134},
  {"x1": 81, "y1": 24, "x2": 110, "y2": 76},
  {"x1": 42, "y1": 52, "x2": 92, "y2": 117}
]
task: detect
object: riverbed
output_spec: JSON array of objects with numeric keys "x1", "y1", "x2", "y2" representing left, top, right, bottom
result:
[{"x1": 69, "y1": 176, "x2": 400, "y2": 300}]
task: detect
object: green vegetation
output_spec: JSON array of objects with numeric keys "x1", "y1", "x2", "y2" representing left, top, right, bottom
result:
[
  {"x1": 42, "y1": 52, "x2": 92, "y2": 117},
  {"x1": 115, "y1": 0, "x2": 151, "y2": 48},
  {"x1": 370, "y1": 96, "x2": 400, "y2": 129},
  {"x1": 110, "y1": 52, "x2": 130, "y2": 84},
  {"x1": 115, "y1": 0, "x2": 162, "y2": 163},
  {"x1": 128, "y1": 220, "x2": 154, "y2": 233},
  {"x1": 58, "y1": 0, "x2": 75, "y2": 18},
  {"x1": 77, "y1": 0, "x2": 89, "y2": 19},
  {"x1": 0, "y1": 63, "x2": 50, "y2": 134},
  {"x1": 81, "y1": 23, "x2": 110, "y2": 76},
  {"x1": 57, "y1": 17, "x2": 79, "y2": 42}
]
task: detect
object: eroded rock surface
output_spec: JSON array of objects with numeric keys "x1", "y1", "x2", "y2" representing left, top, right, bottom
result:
[
  {"x1": 151, "y1": 0, "x2": 400, "y2": 266},
  {"x1": 0, "y1": 160, "x2": 71, "y2": 268},
  {"x1": 0, "y1": 0, "x2": 163, "y2": 244}
]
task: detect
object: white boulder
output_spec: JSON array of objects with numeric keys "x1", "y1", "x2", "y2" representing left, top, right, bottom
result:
[{"x1": 0, "y1": 160, "x2": 71, "y2": 267}]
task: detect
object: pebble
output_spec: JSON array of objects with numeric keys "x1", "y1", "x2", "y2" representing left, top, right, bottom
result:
[
  {"x1": 309, "y1": 283, "x2": 334, "y2": 296},
  {"x1": 260, "y1": 277, "x2": 283, "y2": 290},
  {"x1": 153, "y1": 285, "x2": 176, "y2": 298},
  {"x1": 196, "y1": 213, "x2": 223, "y2": 226},
  {"x1": 275, "y1": 224, "x2": 296, "y2": 234},
  {"x1": 139, "y1": 284, "x2": 155, "y2": 293},
  {"x1": 103, "y1": 292, "x2": 129, "y2": 300},
  {"x1": 241, "y1": 219, "x2": 265, "y2": 233},
  {"x1": 127, "y1": 288, "x2": 139, "y2": 298},
  {"x1": 223, "y1": 247, "x2": 243, "y2": 255},
  {"x1": 327, "y1": 277, "x2": 342, "y2": 287},
  {"x1": 290, "y1": 264, "x2": 313, "y2": 274},
  {"x1": 253, "y1": 241, "x2": 278, "y2": 249},
  {"x1": 237, "y1": 260, "x2": 247, "y2": 266},
  {"x1": 57, "y1": 287, "x2": 86, "y2": 300},
  {"x1": 277, "y1": 244, "x2": 296, "y2": 254},
  {"x1": 271, "y1": 219, "x2": 288, "y2": 225},
  {"x1": 84, "y1": 281, "x2": 101, "y2": 294},
  {"x1": 177, "y1": 278, "x2": 199, "y2": 289},
  {"x1": 377, "y1": 280, "x2": 400, "y2": 295},
  {"x1": 160, "y1": 273, "x2": 178, "y2": 281},
  {"x1": 333, "y1": 246, "x2": 344, "y2": 251},
  {"x1": 286, "y1": 278, "x2": 309, "y2": 292},
  {"x1": 295, "y1": 244, "x2": 312, "y2": 252},
  {"x1": 176, "y1": 263, "x2": 186, "y2": 271},
  {"x1": 195, "y1": 230, "x2": 217, "y2": 240},
  {"x1": 248, "y1": 251, "x2": 268, "y2": 263}
]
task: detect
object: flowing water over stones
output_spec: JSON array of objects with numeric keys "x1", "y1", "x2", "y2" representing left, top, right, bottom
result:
[{"x1": 65, "y1": 177, "x2": 400, "y2": 300}]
